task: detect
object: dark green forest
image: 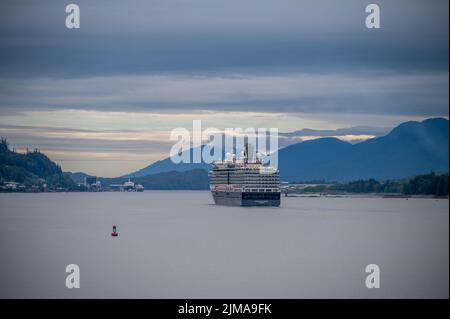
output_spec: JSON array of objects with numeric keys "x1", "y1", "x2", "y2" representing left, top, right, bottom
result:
[
  {"x1": 0, "y1": 138, "x2": 78, "y2": 191},
  {"x1": 301, "y1": 172, "x2": 449, "y2": 196}
]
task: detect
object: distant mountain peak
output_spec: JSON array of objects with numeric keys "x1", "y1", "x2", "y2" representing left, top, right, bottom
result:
[
  {"x1": 121, "y1": 118, "x2": 449, "y2": 182},
  {"x1": 388, "y1": 117, "x2": 448, "y2": 138},
  {"x1": 302, "y1": 136, "x2": 352, "y2": 145}
]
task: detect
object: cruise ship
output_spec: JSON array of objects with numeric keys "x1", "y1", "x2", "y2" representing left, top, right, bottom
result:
[{"x1": 208, "y1": 144, "x2": 280, "y2": 206}]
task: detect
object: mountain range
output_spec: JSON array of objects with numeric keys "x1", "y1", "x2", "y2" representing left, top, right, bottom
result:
[
  {"x1": 3, "y1": 117, "x2": 448, "y2": 190},
  {"x1": 124, "y1": 118, "x2": 448, "y2": 182}
]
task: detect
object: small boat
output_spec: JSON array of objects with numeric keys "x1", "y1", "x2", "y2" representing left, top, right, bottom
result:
[{"x1": 111, "y1": 225, "x2": 119, "y2": 237}]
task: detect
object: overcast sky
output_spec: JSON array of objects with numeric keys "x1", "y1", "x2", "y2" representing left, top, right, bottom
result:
[{"x1": 0, "y1": 0, "x2": 448, "y2": 176}]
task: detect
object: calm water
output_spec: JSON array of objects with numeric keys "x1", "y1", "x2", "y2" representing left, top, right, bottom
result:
[{"x1": 0, "y1": 192, "x2": 448, "y2": 298}]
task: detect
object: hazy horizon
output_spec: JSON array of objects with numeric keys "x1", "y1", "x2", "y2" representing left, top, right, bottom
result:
[{"x1": 2, "y1": 116, "x2": 449, "y2": 177}]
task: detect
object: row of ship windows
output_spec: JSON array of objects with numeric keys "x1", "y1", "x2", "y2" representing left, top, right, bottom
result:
[
  {"x1": 210, "y1": 177, "x2": 280, "y2": 180},
  {"x1": 210, "y1": 175, "x2": 276, "y2": 177},
  {"x1": 211, "y1": 182, "x2": 279, "y2": 185},
  {"x1": 248, "y1": 188, "x2": 280, "y2": 192},
  {"x1": 210, "y1": 173, "x2": 279, "y2": 175},
  {"x1": 210, "y1": 180, "x2": 279, "y2": 182},
  {"x1": 214, "y1": 188, "x2": 280, "y2": 192},
  {"x1": 211, "y1": 181, "x2": 279, "y2": 184}
]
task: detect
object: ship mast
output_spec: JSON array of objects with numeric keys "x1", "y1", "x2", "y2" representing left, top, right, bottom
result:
[{"x1": 244, "y1": 143, "x2": 248, "y2": 165}]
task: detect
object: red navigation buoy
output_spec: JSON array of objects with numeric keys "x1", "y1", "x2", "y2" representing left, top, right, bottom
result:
[{"x1": 111, "y1": 225, "x2": 119, "y2": 237}]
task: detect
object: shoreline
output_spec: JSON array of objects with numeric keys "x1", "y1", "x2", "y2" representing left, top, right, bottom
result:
[
  {"x1": 0, "y1": 190, "x2": 448, "y2": 200},
  {"x1": 285, "y1": 193, "x2": 449, "y2": 199}
]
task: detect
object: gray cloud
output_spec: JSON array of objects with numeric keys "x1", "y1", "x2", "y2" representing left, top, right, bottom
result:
[
  {"x1": 0, "y1": 72, "x2": 447, "y2": 116},
  {"x1": 280, "y1": 126, "x2": 391, "y2": 138},
  {"x1": 278, "y1": 125, "x2": 392, "y2": 147},
  {"x1": 0, "y1": 125, "x2": 171, "y2": 154},
  {"x1": 0, "y1": 0, "x2": 447, "y2": 77},
  {"x1": 0, "y1": 1, "x2": 447, "y2": 118}
]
